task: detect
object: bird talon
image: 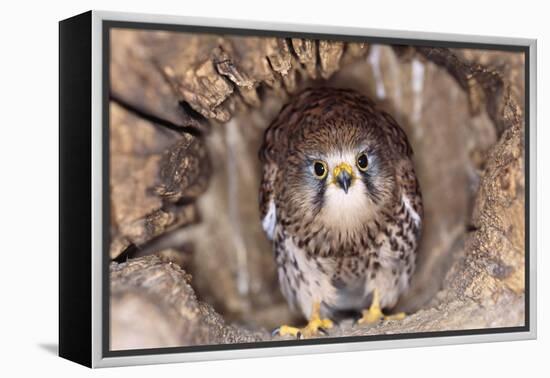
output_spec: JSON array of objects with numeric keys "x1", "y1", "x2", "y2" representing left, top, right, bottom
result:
[
  {"x1": 273, "y1": 302, "x2": 333, "y2": 339},
  {"x1": 357, "y1": 289, "x2": 407, "y2": 325}
]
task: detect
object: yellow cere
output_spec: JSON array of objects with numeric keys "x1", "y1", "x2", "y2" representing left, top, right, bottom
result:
[{"x1": 332, "y1": 162, "x2": 355, "y2": 184}]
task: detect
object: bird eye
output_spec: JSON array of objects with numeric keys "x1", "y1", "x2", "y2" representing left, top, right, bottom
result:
[
  {"x1": 313, "y1": 160, "x2": 328, "y2": 179},
  {"x1": 356, "y1": 153, "x2": 369, "y2": 171}
]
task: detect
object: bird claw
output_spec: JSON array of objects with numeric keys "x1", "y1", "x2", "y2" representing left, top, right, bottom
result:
[
  {"x1": 356, "y1": 289, "x2": 407, "y2": 325},
  {"x1": 272, "y1": 303, "x2": 333, "y2": 339},
  {"x1": 271, "y1": 326, "x2": 308, "y2": 339},
  {"x1": 272, "y1": 319, "x2": 333, "y2": 339},
  {"x1": 272, "y1": 325, "x2": 303, "y2": 339}
]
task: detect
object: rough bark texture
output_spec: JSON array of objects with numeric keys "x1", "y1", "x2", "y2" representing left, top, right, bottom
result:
[
  {"x1": 109, "y1": 103, "x2": 210, "y2": 259},
  {"x1": 110, "y1": 256, "x2": 266, "y2": 350},
  {"x1": 110, "y1": 30, "x2": 209, "y2": 132},
  {"x1": 108, "y1": 29, "x2": 525, "y2": 349}
]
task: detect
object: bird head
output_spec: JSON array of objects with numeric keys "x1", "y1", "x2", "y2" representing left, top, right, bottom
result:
[
  {"x1": 278, "y1": 90, "x2": 398, "y2": 232},
  {"x1": 288, "y1": 139, "x2": 394, "y2": 232},
  {"x1": 264, "y1": 88, "x2": 409, "y2": 237}
]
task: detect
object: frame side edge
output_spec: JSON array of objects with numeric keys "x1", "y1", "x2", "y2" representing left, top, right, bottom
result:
[
  {"x1": 528, "y1": 39, "x2": 537, "y2": 339},
  {"x1": 59, "y1": 10, "x2": 93, "y2": 368}
]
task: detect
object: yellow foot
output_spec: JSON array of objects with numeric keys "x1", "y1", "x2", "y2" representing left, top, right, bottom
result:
[
  {"x1": 357, "y1": 289, "x2": 406, "y2": 325},
  {"x1": 273, "y1": 303, "x2": 333, "y2": 339}
]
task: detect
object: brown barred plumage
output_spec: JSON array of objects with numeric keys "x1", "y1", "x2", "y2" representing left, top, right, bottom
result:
[{"x1": 259, "y1": 87, "x2": 423, "y2": 326}]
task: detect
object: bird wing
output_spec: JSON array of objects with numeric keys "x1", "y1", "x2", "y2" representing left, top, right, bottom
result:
[
  {"x1": 379, "y1": 111, "x2": 414, "y2": 158},
  {"x1": 259, "y1": 164, "x2": 277, "y2": 240},
  {"x1": 258, "y1": 96, "x2": 304, "y2": 240},
  {"x1": 378, "y1": 110, "x2": 423, "y2": 229},
  {"x1": 259, "y1": 119, "x2": 281, "y2": 240}
]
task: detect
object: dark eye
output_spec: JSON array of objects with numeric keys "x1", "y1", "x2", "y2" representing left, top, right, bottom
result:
[
  {"x1": 356, "y1": 153, "x2": 369, "y2": 171},
  {"x1": 313, "y1": 160, "x2": 328, "y2": 179}
]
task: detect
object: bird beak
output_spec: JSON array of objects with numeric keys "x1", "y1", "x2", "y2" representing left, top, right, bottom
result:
[{"x1": 333, "y1": 163, "x2": 353, "y2": 194}]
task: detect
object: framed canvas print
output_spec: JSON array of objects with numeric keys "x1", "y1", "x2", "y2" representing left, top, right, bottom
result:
[{"x1": 59, "y1": 10, "x2": 537, "y2": 368}]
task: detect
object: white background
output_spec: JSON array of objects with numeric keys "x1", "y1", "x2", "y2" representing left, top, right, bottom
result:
[{"x1": 0, "y1": 0, "x2": 547, "y2": 376}]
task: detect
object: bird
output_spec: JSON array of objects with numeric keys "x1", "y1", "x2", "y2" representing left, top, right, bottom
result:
[{"x1": 258, "y1": 87, "x2": 423, "y2": 338}]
